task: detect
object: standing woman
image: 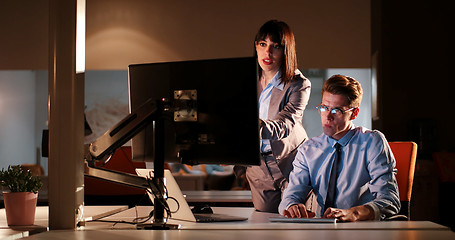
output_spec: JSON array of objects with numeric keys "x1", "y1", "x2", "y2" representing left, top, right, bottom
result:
[{"x1": 234, "y1": 20, "x2": 311, "y2": 213}]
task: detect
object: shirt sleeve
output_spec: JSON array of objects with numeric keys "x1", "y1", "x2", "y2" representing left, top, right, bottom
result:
[
  {"x1": 365, "y1": 131, "x2": 401, "y2": 220},
  {"x1": 278, "y1": 146, "x2": 313, "y2": 215},
  {"x1": 261, "y1": 77, "x2": 311, "y2": 160},
  {"x1": 261, "y1": 79, "x2": 310, "y2": 140}
]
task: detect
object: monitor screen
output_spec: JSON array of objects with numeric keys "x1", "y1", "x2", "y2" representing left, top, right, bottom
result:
[{"x1": 128, "y1": 57, "x2": 260, "y2": 166}]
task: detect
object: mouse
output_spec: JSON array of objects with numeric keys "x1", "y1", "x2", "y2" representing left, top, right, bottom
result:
[{"x1": 191, "y1": 204, "x2": 213, "y2": 214}]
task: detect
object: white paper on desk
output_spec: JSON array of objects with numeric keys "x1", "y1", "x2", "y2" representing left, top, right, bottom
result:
[{"x1": 269, "y1": 217, "x2": 337, "y2": 224}]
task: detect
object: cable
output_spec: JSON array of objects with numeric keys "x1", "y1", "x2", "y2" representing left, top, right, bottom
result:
[
  {"x1": 166, "y1": 196, "x2": 180, "y2": 214},
  {"x1": 144, "y1": 173, "x2": 173, "y2": 221},
  {"x1": 87, "y1": 172, "x2": 181, "y2": 227},
  {"x1": 86, "y1": 208, "x2": 154, "y2": 228},
  {"x1": 97, "y1": 153, "x2": 113, "y2": 168}
]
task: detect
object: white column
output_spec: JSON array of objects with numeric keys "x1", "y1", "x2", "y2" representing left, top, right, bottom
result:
[{"x1": 48, "y1": 0, "x2": 86, "y2": 230}]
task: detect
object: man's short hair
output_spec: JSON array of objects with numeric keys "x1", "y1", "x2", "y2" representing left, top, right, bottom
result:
[{"x1": 322, "y1": 74, "x2": 363, "y2": 108}]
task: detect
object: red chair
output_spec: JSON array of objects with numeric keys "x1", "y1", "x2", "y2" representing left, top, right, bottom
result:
[
  {"x1": 84, "y1": 146, "x2": 148, "y2": 206},
  {"x1": 388, "y1": 141, "x2": 417, "y2": 220}
]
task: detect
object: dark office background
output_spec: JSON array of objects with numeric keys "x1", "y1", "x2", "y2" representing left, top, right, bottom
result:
[{"x1": 0, "y1": 0, "x2": 452, "y2": 229}]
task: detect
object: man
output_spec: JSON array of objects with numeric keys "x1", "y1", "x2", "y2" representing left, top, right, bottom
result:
[{"x1": 278, "y1": 75, "x2": 400, "y2": 221}]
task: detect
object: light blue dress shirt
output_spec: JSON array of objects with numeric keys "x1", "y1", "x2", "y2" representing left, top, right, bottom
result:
[
  {"x1": 258, "y1": 71, "x2": 284, "y2": 153},
  {"x1": 278, "y1": 125, "x2": 401, "y2": 220}
]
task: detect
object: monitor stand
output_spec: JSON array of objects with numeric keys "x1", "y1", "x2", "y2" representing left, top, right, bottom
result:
[
  {"x1": 136, "y1": 117, "x2": 179, "y2": 230},
  {"x1": 84, "y1": 98, "x2": 181, "y2": 230}
]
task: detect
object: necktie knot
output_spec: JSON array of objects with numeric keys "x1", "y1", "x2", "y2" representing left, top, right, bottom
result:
[{"x1": 334, "y1": 143, "x2": 341, "y2": 151}]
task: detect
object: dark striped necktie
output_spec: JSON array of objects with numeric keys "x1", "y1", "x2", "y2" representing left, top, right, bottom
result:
[{"x1": 324, "y1": 143, "x2": 342, "y2": 211}]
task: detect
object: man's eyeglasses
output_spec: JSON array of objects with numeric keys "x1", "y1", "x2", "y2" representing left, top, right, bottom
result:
[{"x1": 316, "y1": 104, "x2": 356, "y2": 116}]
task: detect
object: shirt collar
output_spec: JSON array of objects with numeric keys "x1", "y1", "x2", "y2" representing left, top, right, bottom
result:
[
  {"x1": 269, "y1": 70, "x2": 284, "y2": 90},
  {"x1": 327, "y1": 124, "x2": 356, "y2": 148}
]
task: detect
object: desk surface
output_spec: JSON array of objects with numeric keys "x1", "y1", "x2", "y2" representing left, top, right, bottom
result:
[
  {"x1": 89, "y1": 206, "x2": 448, "y2": 231},
  {"x1": 1, "y1": 206, "x2": 453, "y2": 240},
  {"x1": 19, "y1": 228, "x2": 455, "y2": 240}
]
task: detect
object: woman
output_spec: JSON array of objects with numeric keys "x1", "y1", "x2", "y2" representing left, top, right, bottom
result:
[{"x1": 235, "y1": 20, "x2": 311, "y2": 213}]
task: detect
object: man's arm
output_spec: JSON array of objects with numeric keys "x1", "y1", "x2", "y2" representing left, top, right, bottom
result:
[
  {"x1": 278, "y1": 146, "x2": 313, "y2": 215},
  {"x1": 365, "y1": 131, "x2": 401, "y2": 220}
]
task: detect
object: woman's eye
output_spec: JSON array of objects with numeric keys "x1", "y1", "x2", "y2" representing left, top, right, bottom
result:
[
  {"x1": 273, "y1": 44, "x2": 282, "y2": 49},
  {"x1": 259, "y1": 42, "x2": 266, "y2": 47}
]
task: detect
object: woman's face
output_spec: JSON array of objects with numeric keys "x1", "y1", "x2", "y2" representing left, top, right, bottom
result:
[{"x1": 255, "y1": 36, "x2": 284, "y2": 75}]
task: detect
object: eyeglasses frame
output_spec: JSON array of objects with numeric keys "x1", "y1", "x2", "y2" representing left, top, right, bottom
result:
[{"x1": 315, "y1": 104, "x2": 356, "y2": 116}]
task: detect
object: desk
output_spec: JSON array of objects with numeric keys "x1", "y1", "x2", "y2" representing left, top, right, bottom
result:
[
  {"x1": 3, "y1": 206, "x2": 454, "y2": 240},
  {"x1": 89, "y1": 206, "x2": 449, "y2": 231},
  {"x1": 17, "y1": 229, "x2": 455, "y2": 240}
]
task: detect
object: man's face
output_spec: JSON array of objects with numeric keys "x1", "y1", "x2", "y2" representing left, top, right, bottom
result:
[{"x1": 319, "y1": 92, "x2": 358, "y2": 140}]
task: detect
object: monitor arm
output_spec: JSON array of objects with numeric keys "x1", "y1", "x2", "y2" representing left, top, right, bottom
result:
[
  {"x1": 84, "y1": 97, "x2": 161, "y2": 189},
  {"x1": 84, "y1": 90, "x2": 196, "y2": 229},
  {"x1": 85, "y1": 97, "x2": 161, "y2": 165}
]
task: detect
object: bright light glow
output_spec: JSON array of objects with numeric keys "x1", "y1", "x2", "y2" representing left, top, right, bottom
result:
[
  {"x1": 76, "y1": 0, "x2": 86, "y2": 73},
  {"x1": 86, "y1": 27, "x2": 181, "y2": 69}
]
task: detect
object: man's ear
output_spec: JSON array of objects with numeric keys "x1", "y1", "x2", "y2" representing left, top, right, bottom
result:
[{"x1": 350, "y1": 108, "x2": 360, "y2": 120}]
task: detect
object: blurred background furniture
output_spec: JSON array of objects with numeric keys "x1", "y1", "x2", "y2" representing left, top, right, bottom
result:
[
  {"x1": 84, "y1": 146, "x2": 149, "y2": 207},
  {"x1": 20, "y1": 164, "x2": 45, "y2": 176},
  {"x1": 433, "y1": 152, "x2": 455, "y2": 230}
]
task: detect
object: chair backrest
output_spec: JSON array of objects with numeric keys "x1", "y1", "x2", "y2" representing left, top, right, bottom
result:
[
  {"x1": 388, "y1": 141, "x2": 417, "y2": 219},
  {"x1": 84, "y1": 146, "x2": 146, "y2": 196},
  {"x1": 20, "y1": 164, "x2": 45, "y2": 176}
]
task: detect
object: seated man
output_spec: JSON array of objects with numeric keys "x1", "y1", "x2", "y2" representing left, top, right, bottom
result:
[{"x1": 279, "y1": 75, "x2": 400, "y2": 221}]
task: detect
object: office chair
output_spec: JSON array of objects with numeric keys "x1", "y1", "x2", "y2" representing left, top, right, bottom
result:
[
  {"x1": 20, "y1": 164, "x2": 45, "y2": 176},
  {"x1": 84, "y1": 146, "x2": 148, "y2": 206},
  {"x1": 303, "y1": 141, "x2": 417, "y2": 220},
  {"x1": 388, "y1": 141, "x2": 418, "y2": 220}
]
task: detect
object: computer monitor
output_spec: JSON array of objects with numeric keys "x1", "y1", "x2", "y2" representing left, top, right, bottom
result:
[{"x1": 128, "y1": 57, "x2": 260, "y2": 166}]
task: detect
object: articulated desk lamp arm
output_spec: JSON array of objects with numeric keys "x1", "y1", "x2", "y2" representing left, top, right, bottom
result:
[{"x1": 84, "y1": 91, "x2": 196, "y2": 229}]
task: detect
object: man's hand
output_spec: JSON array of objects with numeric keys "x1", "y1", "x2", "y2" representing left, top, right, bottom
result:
[
  {"x1": 323, "y1": 205, "x2": 375, "y2": 222},
  {"x1": 282, "y1": 204, "x2": 316, "y2": 218}
]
